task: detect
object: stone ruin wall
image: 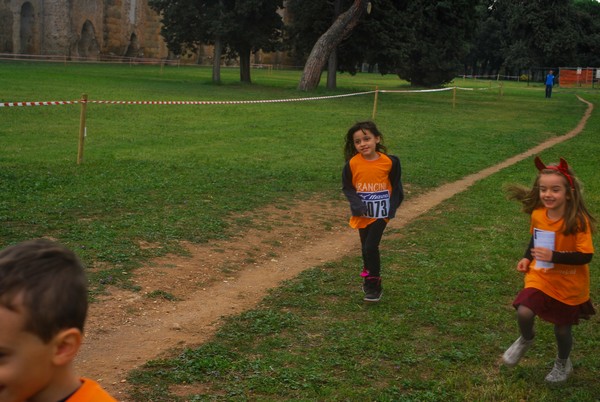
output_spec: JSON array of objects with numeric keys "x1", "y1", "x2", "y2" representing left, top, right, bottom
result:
[
  {"x1": 0, "y1": 0, "x2": 168, "y2": 59},
  {"x1": 0, "y1": 0, "x2": 291, "y2": 66}
]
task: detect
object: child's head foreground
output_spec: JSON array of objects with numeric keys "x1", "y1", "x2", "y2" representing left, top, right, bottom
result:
[
  {"x1": 506, "y1": 156, "x2": 595, "y2": 235},
  {"x1": 0, "y1": 239, "x2": 90, "y2": 402},
  {"x1": 0, "y1": 238, "x2": 88, "y2": 340},
  {"x1": 344, "y1": 120, "x2": 388, "y2": 161}
]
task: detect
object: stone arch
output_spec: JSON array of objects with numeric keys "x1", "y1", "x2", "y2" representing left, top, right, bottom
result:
[
  {"x1": 124, "y1": 32, "x2": 140, "y2": 57},
  {"x1": 19, "y1": 2, "x2": 39, "y2": 54},
  {"x1": 77, "y1": 20, "x2": 99, "y2": 58},
  {"x1": 1, "y1": 6, "x2": 14, "y2": 52}
]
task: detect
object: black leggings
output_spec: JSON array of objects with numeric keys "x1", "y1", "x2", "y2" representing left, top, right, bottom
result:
[{"x1": 358, "y1": 219, "x2": 388, "y2": 277}]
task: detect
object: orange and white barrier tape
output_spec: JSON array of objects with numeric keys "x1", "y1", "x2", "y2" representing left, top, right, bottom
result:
[
  {"x1": 0, "y1": 100, "x2": 80, "y2": 107},
  {"x1": 0, "y1": 91, "x2": 375, "y2": 108},
  {"x1": 1, "y1": 86, "x2": 499, "y2": 108}
]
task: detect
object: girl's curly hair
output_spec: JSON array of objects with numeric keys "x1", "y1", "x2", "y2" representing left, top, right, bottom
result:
[{"x1": 344, "y1": 121, "x2": 388, "y2": 161}]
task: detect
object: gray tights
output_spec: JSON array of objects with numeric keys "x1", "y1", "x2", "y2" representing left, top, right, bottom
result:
[{"x1": 516, "y1": 305, "x2": 573, "y2": 359}]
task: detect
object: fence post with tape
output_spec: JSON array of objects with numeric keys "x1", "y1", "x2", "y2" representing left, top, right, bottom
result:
[
  {"x1": 452, "y1": 86, "x2": 457, "y2": 109},
  {"x1": 371, "y1": 86, "x2": 379, "y2": 120},
  {"x1": 77, "y1": 93, "x2": 88, "y2": 165}
]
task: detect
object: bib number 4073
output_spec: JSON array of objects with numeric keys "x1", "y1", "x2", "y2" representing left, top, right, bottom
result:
[{"x1": 359, "y1": 190, "x2": 390, "y2": 219}]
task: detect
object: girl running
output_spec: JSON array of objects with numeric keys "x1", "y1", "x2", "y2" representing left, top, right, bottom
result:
[
  {"x1": 502, "y1": 156, "x2": 596, "y2": 383},
  {"x1": 342, "y1": 121, "x2": 404, "y2": 302}
]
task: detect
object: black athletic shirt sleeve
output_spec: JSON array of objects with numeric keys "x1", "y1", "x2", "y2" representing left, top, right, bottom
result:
[{"x1": 523, "y1": 235, "x2": 593, "y2": 265}]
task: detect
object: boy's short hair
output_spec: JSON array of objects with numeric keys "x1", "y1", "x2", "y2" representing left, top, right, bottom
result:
[{"x1": 0, "y1": 239, "x2": 88, "y2": 342}]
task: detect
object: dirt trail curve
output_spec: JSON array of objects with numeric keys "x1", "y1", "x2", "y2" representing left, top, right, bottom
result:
[{"x1": 76, "y1": 96, "x2": 593, "y2": 400}]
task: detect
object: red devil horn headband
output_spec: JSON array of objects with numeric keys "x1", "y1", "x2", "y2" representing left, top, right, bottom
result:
[{"x1": 534, "y1": 156, "x2": 574, "y2": 189}]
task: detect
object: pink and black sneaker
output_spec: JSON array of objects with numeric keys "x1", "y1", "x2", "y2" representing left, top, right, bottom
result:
[{"x1": 362, "y1": 276, "x2": 382, "y2": 302}]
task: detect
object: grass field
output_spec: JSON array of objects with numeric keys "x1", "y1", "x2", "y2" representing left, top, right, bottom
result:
[{"x1": 2, "y1": 61, "x2": 600, "y2": 400}]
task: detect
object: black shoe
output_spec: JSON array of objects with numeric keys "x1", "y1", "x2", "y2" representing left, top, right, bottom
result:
[
  {"x1": 362, "y1": 276, "x2": 382, "y2": 302},
  {"x1": 364, "y1": 288, "x2": 382, "y2": 302}
]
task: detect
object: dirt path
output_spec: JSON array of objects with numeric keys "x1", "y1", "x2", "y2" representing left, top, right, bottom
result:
[{"x1": 75, "y1": 96, "x2": 593, "y2": 400}]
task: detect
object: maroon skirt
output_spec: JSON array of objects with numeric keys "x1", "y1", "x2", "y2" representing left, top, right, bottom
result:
[{"x1": 513, "y1": 287, "x2": 596, "y2": 325}]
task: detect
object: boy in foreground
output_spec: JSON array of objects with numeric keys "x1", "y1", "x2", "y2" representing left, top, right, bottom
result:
[{"x1": 0, "y1": 239, "x2": 116, "y2": 402}]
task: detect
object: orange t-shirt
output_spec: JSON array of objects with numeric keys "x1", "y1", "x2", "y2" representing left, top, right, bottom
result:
[
  {"x1": 347, "y1": 153, "x2": 393, "y2": 229},
  {"x1": 524, "y1": 207, "x2": 594, "y2": 305},
  {"x1": 67, "y1": 378, "x2": 117, "y2": 402}
]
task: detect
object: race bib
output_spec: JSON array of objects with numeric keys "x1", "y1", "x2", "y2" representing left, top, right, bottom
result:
[
  {"x1": 533, "y1": 228, "x2": 555, "y2": 269},
  {"x1": 358, "y1": 190, "x2": 390, "y2": 219}
]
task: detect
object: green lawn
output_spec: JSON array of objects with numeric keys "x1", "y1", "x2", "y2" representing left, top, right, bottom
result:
[{"x1": 2, "y1": 61, "x2": 599, "y2": 400}]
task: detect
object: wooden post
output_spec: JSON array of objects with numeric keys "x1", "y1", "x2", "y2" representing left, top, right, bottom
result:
[
  {"x1": 499, "y1": 82, "x2": 504, "y2": 97},
  {"x1": 371, "y1": 86, "x2": 379, "y2": 120},
  {"x1": 77, "y1": 94, "x2": 88, "y2": 165},
  {"x1": 452, "y1": 86, "x2": 456, "y2": 109}
]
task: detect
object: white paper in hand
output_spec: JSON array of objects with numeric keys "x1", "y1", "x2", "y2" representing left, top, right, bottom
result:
[{"x1": 533, "y1": 228, "x2": 555, "y2": 269}]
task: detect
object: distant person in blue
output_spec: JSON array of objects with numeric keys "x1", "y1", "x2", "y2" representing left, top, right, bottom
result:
[{"x1": 545, "y1": 70, "x2": 555, "y2": 98}]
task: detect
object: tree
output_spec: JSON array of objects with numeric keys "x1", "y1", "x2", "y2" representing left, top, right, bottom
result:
[
  {"x1": 149, "y1": 0, "x2": 283, "y2": 84},
  {"x1": 572, "y1": 0, "x2": 600, "y2": 66},
  {"x1": 226, "y1": 0, "x2": 284, "y2": 83},
  {"x1": 338, "y1": 0, "x2": 478, "y2": 87},
  {"x1": 464, "y1": 0, "x2": 600, "y2": 79},
  {"x1": 392, "y1": 0, "x2": 479, "y2": 87},
  {"x1": 209, "y1": 0, "x2": 234, "y2": 83},
  {"x1": 289, "y1": 0, "x2": 478, "y2": 89},
  {"x1": 284, "y1": 0, "x2": 333, "y2": 66},
  {"x1": 502, "y1": 0, "x2": 578, "y2": 71},
  {"x1": 297, "y1": 0, "x2": 370, "y2": 91},
  {"x1": 149, "y1": 0, "x2": 225, "y2": 82},
  {"x1": 285, "y1": 0, "x2": 342, "y2": 88},
  {"x1": 464, "y1": 0, "x2": 507, "y2": 77},
  {"x1": 327, "y1": 0, "x2": 343, "y2": 90},
  {"x1": 335, "y1": 0, "x2": 409, "y2": 76}
]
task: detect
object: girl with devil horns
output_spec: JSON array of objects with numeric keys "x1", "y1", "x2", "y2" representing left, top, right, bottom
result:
[{"x1": 502, "y1": 156, "x2": 596, "y2": 383}]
